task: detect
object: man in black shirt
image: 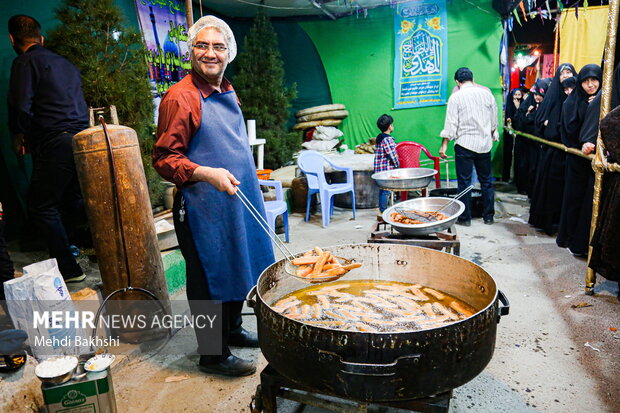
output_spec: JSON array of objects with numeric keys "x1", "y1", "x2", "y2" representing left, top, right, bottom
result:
[{"x1": 7, "y1": 15, "x2": 89, "y2": 282}]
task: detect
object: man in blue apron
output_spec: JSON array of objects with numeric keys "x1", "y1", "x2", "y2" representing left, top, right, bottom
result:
[{"x1": 153, "y1": 16, "x2": 274, "y2": 377}]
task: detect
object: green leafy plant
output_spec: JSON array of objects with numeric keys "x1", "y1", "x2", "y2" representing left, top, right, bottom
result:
[
  {"x1": 233, "y1": 12, "x2": 299, "y2": 169},
  {"x1": 46, "y1": 0, "x2": 164, "y2": 206}
]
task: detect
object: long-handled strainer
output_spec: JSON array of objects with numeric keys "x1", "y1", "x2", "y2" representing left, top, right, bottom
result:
[
  {"x1": 234, "y1": 188, "x2": 359, "y2": 283},
  {"x1": 395, "y1": 185, "x2": 474, "y2": 222},
  {"x1": 432, "y1": 185, "x2": 474, "y2": 215}
]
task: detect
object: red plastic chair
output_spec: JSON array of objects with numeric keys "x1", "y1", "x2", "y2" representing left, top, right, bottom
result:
[{"x1": 395, "y1": 141, "x2": 441, "y2": 199}]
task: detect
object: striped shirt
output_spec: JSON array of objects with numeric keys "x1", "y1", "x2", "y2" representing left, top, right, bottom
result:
[
  {"x1": 374, "y1": 134, "x2": 400, "y2": 172},
  {"x1": 439, "y1": 82, "x2": 499, "y2": 153}
]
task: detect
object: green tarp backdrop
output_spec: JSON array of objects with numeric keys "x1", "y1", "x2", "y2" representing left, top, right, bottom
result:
[{"x1": 300, "y1": 1, "x2": 504, "y2": 174}]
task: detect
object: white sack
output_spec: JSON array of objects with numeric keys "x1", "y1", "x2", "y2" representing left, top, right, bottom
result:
[
  {"x1": 301, "y1": 139, "x2": 340, "y2": 152},
  {"x1": 313, "y1": 126, "x2": 344, "y2": 141}
]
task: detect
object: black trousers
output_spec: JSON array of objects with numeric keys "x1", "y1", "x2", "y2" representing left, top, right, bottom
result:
[
  {"x1": 29, "y1": 132, "x2": 84, "y2": 279},
  {"x1": 454, "y1": 145, "x2": 495, "y2": 222},
  {"x1": 173, "y1": 192, "x2": 243, "y2": 361}
]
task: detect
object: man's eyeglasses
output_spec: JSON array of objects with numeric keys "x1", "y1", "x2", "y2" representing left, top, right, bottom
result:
[{"x1": 193, "y1": 43, "x2": 227, "y2": 53}]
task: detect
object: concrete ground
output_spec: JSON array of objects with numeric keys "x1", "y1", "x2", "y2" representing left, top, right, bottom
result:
[{"x1": 2, "y1": 185, "x2": 619, "y2": 412}]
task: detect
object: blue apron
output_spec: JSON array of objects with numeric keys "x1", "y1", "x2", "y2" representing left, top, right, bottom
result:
[{"x1": 181, "y1": 90, "x2": 275, "y2": 302}]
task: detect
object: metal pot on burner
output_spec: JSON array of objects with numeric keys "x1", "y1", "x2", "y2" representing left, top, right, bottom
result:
[{"x1": 247, "y1": 243, "x2": 509, "y2": 402}]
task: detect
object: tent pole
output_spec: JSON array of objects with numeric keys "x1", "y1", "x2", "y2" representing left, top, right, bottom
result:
[
  {"x1": 186, "y1": 0, "x2": 194, "y2": 28},
  {"x1": 586, "y1": 0, "x2": 619, "y2": 295},
  {"x1": 553, "y1": 14, "x2": 560, "y2": 72}
]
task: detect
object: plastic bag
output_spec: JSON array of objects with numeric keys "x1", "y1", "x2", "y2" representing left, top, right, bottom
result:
[{"x1": 4, "y1": 259, "x2": 87, "y2": 359}]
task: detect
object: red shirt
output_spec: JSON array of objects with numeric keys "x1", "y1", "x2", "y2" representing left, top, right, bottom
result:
[{"x1": 152, "y1": 70, "x2": 236, "y2": 186}]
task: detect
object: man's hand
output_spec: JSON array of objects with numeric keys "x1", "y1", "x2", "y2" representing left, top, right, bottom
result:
[
  {"x1": 12, "y1": 134, "x2": 26, "y2": 155},
  {"x1": 439, "y1": 140, "x2": 449, "y2": 159},
  {"x1": 582, "y1": 142, "x2": 595, "y2": 155},
  {"x1": 527, "y1": 105, "x2": 534, "y2": 113},
  {"x1": 191, "y1": 166, "x2": 240, "y2": 195},
  {"x1": 544, "y1": 120, "x2": 548, "y2": 126}
]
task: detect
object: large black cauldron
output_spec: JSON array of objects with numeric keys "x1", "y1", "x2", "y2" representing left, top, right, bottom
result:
[{"x1": 247, "y1": 244, "x2": 509, "y2": 402}]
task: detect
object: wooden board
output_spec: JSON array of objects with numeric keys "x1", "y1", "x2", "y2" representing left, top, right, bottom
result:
[
  {"x1": 297, "y1": 110, "x2": 349, "y2": 122},
  {"x1": 295, "y1": 104, "x2": 346, "y2": 118},
  {"x1": 292, "y1": 119, "x2": 342, "y2": 130}
]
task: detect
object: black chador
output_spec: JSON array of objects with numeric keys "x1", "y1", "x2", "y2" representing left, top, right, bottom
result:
[
  {"x1": 527, "y1": 64, "x2": 577, "y2": 234},
  {"x1": 513, "y1": 78, "x2": 551, "y2": 196},
  {"x1": 556, "y1": 64, "x2": 602, "y2": 254}
]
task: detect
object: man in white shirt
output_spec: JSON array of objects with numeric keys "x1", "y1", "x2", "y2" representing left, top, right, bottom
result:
[{"x1": 439, "y1": 67, "x2": 498, "y2": 226}]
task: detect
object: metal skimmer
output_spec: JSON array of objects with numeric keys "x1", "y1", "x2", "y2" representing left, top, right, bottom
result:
[{"x1": 235, "y1": 188, "x2": 356, "y2": 283}]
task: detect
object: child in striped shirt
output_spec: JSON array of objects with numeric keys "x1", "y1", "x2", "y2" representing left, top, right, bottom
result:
[{"x1": 374, "y1": 114, "x2": 400, "y2": 212}]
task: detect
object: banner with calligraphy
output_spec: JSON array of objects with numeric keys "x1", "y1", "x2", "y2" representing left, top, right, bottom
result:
[
  {"x1": 393, "y1": 0, "x2": 448, "y2": 109},
  {"x1": 135, "y1": 0, "x2": 191, "y2": 119}
]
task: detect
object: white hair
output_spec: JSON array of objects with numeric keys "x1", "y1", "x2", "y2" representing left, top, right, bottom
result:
[{"x1": 187, "y1": 15, "x2": 237, "y2": 63}]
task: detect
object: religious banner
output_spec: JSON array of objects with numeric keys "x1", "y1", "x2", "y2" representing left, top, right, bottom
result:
[
  {"x1": 393, "y1": 0, "x2": 448, "y2": 109},
  {"x1": 135, "y1": 0, "x2": 191, "y2": 118}
]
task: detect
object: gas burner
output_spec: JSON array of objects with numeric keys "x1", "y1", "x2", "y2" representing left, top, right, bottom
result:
[
  {"x1": 251, "y1": 364, "x2": 452, "y2": 413},
  {"x1": 368, "y1": 218, "x2": 460, "y2": 256}
]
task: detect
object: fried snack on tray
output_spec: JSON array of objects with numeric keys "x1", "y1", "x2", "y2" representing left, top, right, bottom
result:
[
  {"x1": 389, "y1": 210, "x2": 448, "y2": 225},
  {"x1": 292, "y1": 247, "x2": 362, "y2": 281}
]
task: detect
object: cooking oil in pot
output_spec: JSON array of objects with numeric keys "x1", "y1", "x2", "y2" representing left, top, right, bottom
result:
[{"x1": 271, "y1": 280, "x2": 476, "y2": 332}]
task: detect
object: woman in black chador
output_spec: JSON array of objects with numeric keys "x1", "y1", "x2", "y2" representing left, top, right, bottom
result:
[
  {"x1": 528, "y1": 63, "x2": 577, "y2": 234},
  {"x1": 502, "y1": 88, "x2": 523, "y2": 182},
  {"x1": 556, "y1": 64, "x2": 602, "y2": 255},
  {"x1": 589, "y1": 83, "x2": 620, "y2": 293},
  {"x1": 513, "y1": 78, "x2": 551, "y2": 195}
]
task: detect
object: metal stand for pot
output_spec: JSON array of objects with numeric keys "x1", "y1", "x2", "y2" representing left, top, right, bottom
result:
[
  {"x1": 250, "y1": 364, "x2": 451, "y2": 413},
  {"x1": 368, "y1": 218, "x2": 461, "y2": 256}
]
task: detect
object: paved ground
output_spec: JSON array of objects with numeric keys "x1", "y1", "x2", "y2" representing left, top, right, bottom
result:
[{"x1": 2, "y1": 185, "x2": 619, "y2": 412}]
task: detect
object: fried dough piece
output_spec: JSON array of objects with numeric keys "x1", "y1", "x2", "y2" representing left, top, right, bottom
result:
[
  {"x1": 295, "y1": 265, "x2": 313, "y2": 277},
  {"x1": 311, "y1": 252, "x2": 331, "y2": 276},
  {"x1": 449, "y1": 301, "x2": 474, "y2": 317},
  {"x1": 423, "y1": 287, "x2": 445, "y2": 300},
  {"x1": 292, "y1": 256, "x2": 321, "y2": 265}
]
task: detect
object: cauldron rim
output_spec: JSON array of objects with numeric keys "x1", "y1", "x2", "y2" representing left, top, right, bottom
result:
[{"x1": 256, "y1": 243, "x2": 499, "y2": 334}]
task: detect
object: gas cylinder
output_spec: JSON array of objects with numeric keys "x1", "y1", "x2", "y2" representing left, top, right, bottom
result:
[{"x1": 72, "y1": 125, "x2": 170, "y2": 313}]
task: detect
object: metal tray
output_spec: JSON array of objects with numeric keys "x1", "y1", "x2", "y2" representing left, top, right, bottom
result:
[
  {"x1": 371, "y1": 168, "x2": 437, "y2": 190},
  {"x1": 382, "y1": 197, "x2": 465, "y2": 235}
]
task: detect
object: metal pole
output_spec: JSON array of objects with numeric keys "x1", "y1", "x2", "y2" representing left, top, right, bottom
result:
[
  {"x1": 186, "y1": 0, "x2": 194, "y2": 29},
  {"x1": 586, "y1": 0, "x2": 619, "y2": 294}
]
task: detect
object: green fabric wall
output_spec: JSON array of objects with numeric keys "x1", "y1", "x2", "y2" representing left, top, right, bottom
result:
[
  {"x1": 272, "y1": 22, "x2": 332, "y2": 127},
  {"x1": 300, "y1": 2, "x2": 504, "y2": 175},
  {"x1": 224, "y1": 19, "x2": 331, "y2": 128}
]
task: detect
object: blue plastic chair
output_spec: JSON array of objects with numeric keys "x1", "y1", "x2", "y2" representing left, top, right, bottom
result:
[
  {"x1": 259, "y1": 179, "x2": 289, "y2": 243},
  {"x1": 297, "y1": 151, "x2": 356, "y2": 228}
]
